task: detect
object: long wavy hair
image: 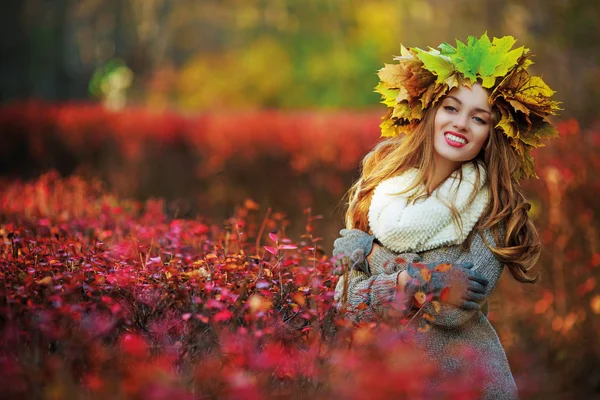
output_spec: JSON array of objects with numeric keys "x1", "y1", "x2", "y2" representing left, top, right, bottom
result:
[{"x1": 345, "y1": 101, "x2": 540, "y2": 283}]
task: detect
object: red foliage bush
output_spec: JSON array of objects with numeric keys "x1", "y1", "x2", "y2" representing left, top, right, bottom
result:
[{"x1": 0, "y1": 173, "x2": 493, "y2": 399}]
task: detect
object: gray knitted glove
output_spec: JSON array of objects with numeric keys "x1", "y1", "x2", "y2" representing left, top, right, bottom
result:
[
  {"x1": 332, "y1": 229, "x2": 376, "y2": 275},
  {"x1": 404, "y1": 262, "x2": 489, "y2": 311}
]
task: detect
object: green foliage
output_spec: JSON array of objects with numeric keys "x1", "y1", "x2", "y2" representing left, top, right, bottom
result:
[{"x1": 444, "y1": 33, "x2": 524, "y2": 88}]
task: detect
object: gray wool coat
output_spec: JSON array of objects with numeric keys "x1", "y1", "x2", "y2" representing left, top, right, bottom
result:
[{"x1": 334, "y1": 228, "x2": 519, "y2": 400}]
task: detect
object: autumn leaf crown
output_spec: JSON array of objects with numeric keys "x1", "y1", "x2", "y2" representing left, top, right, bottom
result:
[{"x1": 375, "y1": 33, "x2": 561, "y2": 180}]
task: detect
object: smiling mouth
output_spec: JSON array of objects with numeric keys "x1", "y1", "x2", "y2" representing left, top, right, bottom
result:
[{"x1": 444, "y1": 132, "x2": 468, "y2": 146}]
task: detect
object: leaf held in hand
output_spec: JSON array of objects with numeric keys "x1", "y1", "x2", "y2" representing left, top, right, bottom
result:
[
  {"x1": 423, "y1": 313, "x2": 435, "y2": 322},
  {"x1": 414, "y1": 291, "x2": 427, "y2": 305},
  {"x1": 440, "y1": 287, "x2": 451, "y2": 302},
  {"x1": 435, "y1": 263, "x2": 452, "y2": 272}
]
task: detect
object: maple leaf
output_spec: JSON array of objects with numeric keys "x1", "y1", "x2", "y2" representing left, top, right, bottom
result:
[
  {"x1": 380, "y1": 111, "x2": 398, "y2": 138},
  {"x1": 444, "y1": 33, "x2": 525, "y2": 88},
  {"x1": 377, "y1": 59, "x2": 435, "y2": 100},
  {"x1": 374, "y1": 82, "x2": 399, "y2": 107},
  {"x1": 391, "y1": 102, "x2": 413, "y2": 120},
  {"x1": 520, "y1": 117, "x2": 559, "y2": 147},
  {"x1": 519, "y1": 151, "x2": 537, "y2": 180},
  {"x1": 413, "y1": 48, "x2": 455, "y2": 85},
  {"x1": 496, "y1": 69, "x2": 560, "y2": 117},
  {"x1": 496, "y1": 103, "x2": 519, "y2": 139}
]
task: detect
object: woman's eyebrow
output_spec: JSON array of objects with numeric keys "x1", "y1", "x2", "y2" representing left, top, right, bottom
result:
[{"x1": 446, "y1": 95, "x2": 491, "y2": 115}]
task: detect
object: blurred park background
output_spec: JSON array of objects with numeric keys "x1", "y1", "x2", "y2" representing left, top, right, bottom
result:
[{"x1": 1, "y1": 0, "x2": 600, "y2": 398}]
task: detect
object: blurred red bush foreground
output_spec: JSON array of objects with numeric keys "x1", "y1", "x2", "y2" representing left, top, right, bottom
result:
[
  {"x1": 0, "y1": 174, "x2": 485, "y2": 399},
  {"x1": 0, "y1": 102, "x2": 600, "y2": 398}
]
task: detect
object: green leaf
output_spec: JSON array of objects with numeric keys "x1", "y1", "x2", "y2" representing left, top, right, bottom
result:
[
  {"x1": 374, "y1": 82, "x2": 399, "y2": 107},
  {"x1": 447, "y1": 33, "x2": 525, "y2": 88},
  {"x1": 413, "y1": 48, "x2": 455, "y2": 85}
]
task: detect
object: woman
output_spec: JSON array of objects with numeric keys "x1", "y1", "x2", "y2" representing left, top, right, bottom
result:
[{"x1": 333, "y1": 34, "x2": 560, "y2": 399}]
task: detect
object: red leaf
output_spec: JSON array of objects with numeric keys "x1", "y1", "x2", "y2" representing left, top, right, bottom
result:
[
  {"x1": 440, "y1": 287, "x2": 451, "y2": 302},
  {"x1": 268, "y1": 233, "x2": 278, "y2": 242},
  {"x1": 213, "y1": 310, "x2": 233, "y2": 322},
  {"x1": 278, "y1": 244, "x2": 297, "y2": 250},
  {"x1": 264, "y1": 246, "x2": 278, "y2": 255},
  {"x1": 120, "y1": 334, "x2": 148, "y2": 357}
]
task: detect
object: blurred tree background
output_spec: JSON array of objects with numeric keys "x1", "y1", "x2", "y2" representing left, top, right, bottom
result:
[{"x1": 1, "y1": 0, "x2": 600, "y2": 122}]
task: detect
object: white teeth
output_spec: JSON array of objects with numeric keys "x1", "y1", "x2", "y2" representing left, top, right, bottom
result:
[{"x1": 446, "y1": 133, "x2": 467, "y2": 144}]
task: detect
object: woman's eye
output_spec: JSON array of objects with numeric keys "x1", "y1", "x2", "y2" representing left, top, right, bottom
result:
[
  {"x1": 444, "y1": 106, "x2": 457, "y2": 112},
  {"x1": 473, "y1": 116, "x2": 487, "y2": 124}
]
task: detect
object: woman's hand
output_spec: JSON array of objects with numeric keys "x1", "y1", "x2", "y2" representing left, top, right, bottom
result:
[
  {"x1": 332, "y1": 229, "x2": 376, "y2": 275},
  {"x1": 403, "y1": 262, "x2": 489, "y2": 310}
]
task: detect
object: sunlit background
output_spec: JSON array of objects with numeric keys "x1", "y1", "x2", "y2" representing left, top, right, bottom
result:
[
  {"x1": 1, "y1": 1, "x2": 600, "y2": 399},
  {"x1": 2, "y1": 0, "x2": 599, "y2": 119}
]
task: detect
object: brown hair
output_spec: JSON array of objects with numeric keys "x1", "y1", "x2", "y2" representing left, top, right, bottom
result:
[{"x1": 345, "y1": 102, "x2": 540, "y2": 283}]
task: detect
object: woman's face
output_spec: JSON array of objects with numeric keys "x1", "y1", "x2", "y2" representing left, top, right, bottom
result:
[{"x1": 433, "y1": 83, "x2": 492, "y2": 170}]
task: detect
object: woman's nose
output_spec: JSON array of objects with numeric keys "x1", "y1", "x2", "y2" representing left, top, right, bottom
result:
[{"x1": 452, "y1": 113, "x2": 469, "y2": 131}]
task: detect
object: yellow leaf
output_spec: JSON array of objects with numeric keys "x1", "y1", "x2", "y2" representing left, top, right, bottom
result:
[
  {"x1": 36, "y1": 276, "x2": 52, "y2": 285},
  {"x1": 379, "y1": 111, "x2": 398, "y2": 138},
  {"x1": 248, "y1": 294, "x2": 272, "y2": 314}
]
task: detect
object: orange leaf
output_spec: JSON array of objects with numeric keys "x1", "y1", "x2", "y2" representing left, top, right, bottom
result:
[
  {"x1": 244, "y1": 198, "x2": 260, "y2": 210},
  {"x1": 435, "y1": 263, "x2": 452, "y2": 272},
  {"x1": 249, "y1": 294, "x2": 272, "y2": 313},
  {"x1": 414, "y1": 291, "x2": 426, "y2": 306},
  {"x1": 36, "y1": 276, "x2": 52, "y2": 285},
  {"x1": 292, "y1": 292, "x2": 306, "y2": 306},
  {"x1": 420, "y1": 267, "x2": 432, "y2": 282},
  {"x1": 423, "y1": 313, "x2": 435, "y2": 322}
]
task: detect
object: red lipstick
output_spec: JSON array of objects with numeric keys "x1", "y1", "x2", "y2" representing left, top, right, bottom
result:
[{"x1": 444, "y1": 131, "x2": 468, "y2": 148}]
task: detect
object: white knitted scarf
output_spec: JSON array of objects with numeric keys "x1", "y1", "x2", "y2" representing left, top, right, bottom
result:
[{"x1": 368, "y1": 162, "x2": 490, "y2": 253}]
